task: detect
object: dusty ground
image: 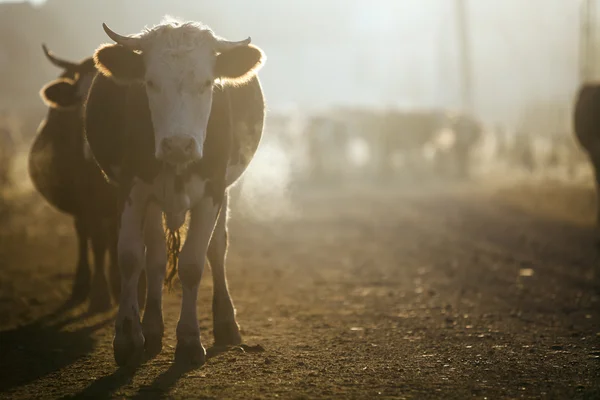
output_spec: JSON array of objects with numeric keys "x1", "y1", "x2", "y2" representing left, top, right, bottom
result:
[{"x1": 0, "y1": 178, "x2": 599, "y2": 399}]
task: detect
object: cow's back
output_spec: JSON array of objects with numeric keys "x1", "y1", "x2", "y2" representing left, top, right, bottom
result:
[{"x1": 574, "y1": 84, "x2": 600, "y2": 154}]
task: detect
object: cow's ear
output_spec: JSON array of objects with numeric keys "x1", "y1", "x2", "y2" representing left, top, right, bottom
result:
[
  {"x1": 40, "y1": 78, "x2": 79, "y2": 109},
  {"x1": 215, "y1": 44, "x2": 265, "y2": 86},
  {"x1": 94, "y1": 43, "x2": 145, "y2": 84}
]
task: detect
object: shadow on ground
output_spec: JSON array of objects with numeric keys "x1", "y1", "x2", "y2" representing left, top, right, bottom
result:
[
  {"x1": 0, "y1": 301, "x2": 113, "y2": 394},
  {"x1": 65, "y1": 346, "x2": 239, "y2": 399}
]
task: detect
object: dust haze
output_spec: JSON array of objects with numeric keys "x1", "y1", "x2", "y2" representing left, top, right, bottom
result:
[{"x1": 0, "y1": 1, "x2": 599, "y2": 399}]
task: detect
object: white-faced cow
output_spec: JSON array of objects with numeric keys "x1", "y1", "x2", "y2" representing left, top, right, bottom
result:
[
  {"x1": 83, "y1": 18, "x2": 266, "y2": 366},
  {"x1": 29, "y1": 45, "x2": 122, "y2": 312}
]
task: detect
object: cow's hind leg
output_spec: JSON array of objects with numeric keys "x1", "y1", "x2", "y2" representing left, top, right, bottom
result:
[
  {"x1": 70, "y1": 218, "x2": 91, "y2": 304},
  {"x1": 208, "y1": 193, "x2": 242, "y2": 347},
  {"x1": 142, "y1": 202, "x2": 166, "y2": 357},
  {"x1": 89, "y1": 219, "x2": 112, "y2": 313},
  {"x1": 113, "y1": 186, "x2": 147, "y2": 366},
  {"x1": 175, "y1": 197, "x2": 221, "y2": 366}
]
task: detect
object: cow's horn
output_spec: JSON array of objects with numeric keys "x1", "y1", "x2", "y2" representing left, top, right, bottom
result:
[
  {"x1": 215, "y1": 36, "x2": 251, "y2": 53},
  {"x1": 102, "y1": 23, "x2": 143, "y2": 50},
  {"x1": 42, "y1": 44, "x2": 78, "y2": 70}
]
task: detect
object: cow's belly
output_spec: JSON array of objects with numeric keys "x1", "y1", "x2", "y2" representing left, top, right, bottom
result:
[
  {"x1": 226, "y1": 120, "x2": 264, "y2": 187},
  {"x1": 225, "y1": 162, "x2": 249, "y2": 187}
]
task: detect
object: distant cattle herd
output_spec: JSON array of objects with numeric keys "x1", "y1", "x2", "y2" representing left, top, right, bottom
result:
[
  {"x1": 0, "y1": 16, "x2": 595, "y2": 367},
  {"x1": 256, "y1": 105, "x2": 585, "y2": 187}
]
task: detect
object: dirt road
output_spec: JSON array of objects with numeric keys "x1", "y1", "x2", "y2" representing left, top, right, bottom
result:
[{"x1": 0, "y1": 181, "x2": 599, "y2": 399}]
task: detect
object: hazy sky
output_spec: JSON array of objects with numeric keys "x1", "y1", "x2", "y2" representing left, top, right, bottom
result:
[{"x1": 0, "y1": 0, "x2": 586, "y2": 127}]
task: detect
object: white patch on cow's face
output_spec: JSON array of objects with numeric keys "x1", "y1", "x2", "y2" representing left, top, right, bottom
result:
[{"x1": 143, "y1": 35, "x2": 216, "y2": 166}]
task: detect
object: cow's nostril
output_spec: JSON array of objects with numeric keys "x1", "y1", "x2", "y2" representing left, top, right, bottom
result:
[{"x1": 162, "y1": 139, "x2": 172, "y2": 152}]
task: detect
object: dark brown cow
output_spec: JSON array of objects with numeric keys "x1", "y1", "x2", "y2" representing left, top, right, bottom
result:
[
  {"x1": 76, "y1": 18, "x2": 266, "y2": 366},
  {"x1": 573, "y1": 83, "x2": 600, "y2": 229},
  {"x1": 28, "y1": 45, "x2": 121, "y2": 312}
]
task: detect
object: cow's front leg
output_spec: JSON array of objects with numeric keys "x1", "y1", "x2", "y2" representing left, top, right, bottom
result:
[
  {"x1": 142, "y1": 201, "x2": 166, "y2": 356},
  {"x1": 175, "y1": 196, "x2": 221, "y2": 366},
  {"x1": 208, "y1": 193, "x2": 242, "y2": 346},
  {"x1": 113, "y1": 185, "x2": 148, "y2": 366},
  {"x1": 107, "y1": 216, "x2": 148, "y2": 312}
]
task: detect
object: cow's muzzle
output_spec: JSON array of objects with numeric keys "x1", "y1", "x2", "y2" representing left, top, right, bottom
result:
[{"x1": 157, "y1": 135, "x2": 202, "y2": 165}]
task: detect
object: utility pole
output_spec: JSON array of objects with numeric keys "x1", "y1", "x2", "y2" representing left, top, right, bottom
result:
[
  {"x1": 580, "y1": 0, "x2": 595, "y2": 84},
  {"x1": 455, "y1": 0, "x2": 473, "y2": 113}
]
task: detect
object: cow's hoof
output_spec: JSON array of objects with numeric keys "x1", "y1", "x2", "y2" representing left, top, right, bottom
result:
[
  {"x1": 175, "y1": 337, "x2": 206, "y2": 366},
  {"x1": 144, "y1": 332, "x2": 163, "y2": 357},
  {"x1": 213, "y1": 320, "x2": 242, "y2": 347},
  {"x1": 113, "y1": 338, "x2": 144, "y2": 367},
  {"x1": 113, "y1": 319, "x2": 145, "y2": 367},
  {"x1": 142, "y1": 310, "x2": 164, "y2": 357},
  {"x1": 113, "y1": 336, "x2": 145, "y2": 367}
]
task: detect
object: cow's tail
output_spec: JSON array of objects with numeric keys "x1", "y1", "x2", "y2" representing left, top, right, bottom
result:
[
  {"x1": 164, "y1": 227, "x2": 181, "y2": 290},
  {"x1": 163, "y1": 213, "x2": 189, "y2": 290}
]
